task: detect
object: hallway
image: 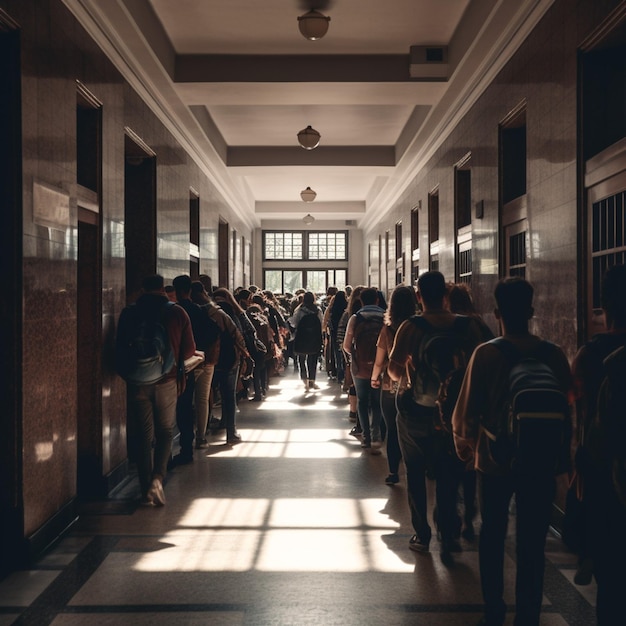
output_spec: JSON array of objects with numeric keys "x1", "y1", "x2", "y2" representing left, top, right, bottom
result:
[{"x1": 1, "y1": 370, "x2": 596, "y2": 625}]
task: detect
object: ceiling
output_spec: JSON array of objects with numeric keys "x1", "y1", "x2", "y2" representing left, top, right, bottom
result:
[{"x1": 65, "y1": 0, "x2": 553, "y2": 229}]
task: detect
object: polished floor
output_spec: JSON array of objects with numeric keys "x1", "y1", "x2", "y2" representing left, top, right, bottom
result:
[{"x1": 1, "y1": 368, "x2": 597, "y2": 625}]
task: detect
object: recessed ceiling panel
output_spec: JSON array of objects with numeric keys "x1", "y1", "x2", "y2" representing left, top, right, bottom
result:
[
  {"x1": 209, "y1": 105, "x2": 414, "y2": 146},
  {"x1": 243, "y1": 170, "x2": 385, "y2": 203},
  {"x1": 149, "y1": 0, "x2": 470, "y2": 55}
]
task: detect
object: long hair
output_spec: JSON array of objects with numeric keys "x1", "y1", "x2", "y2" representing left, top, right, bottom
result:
[
  {"x1": 212, "y1": 287, "x2": 245, "y2": 314},
  {"x1": 347, "y1": 285, "x2": 366, "y2": 316},
  {"x1": 385, "y1": 285, "x2": 417, "y2": 328}
]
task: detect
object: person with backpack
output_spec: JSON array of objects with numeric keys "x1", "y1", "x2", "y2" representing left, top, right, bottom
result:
[
  {"x1": 324, "y1": 290, "x2": 348, "y2": 387},
  {"x1": 115, "y1": 274, "x2": 196, "y2": 506},
  {"x1": 451, "y1": 277, "x2": 573, "y2": 626},
  {"x1": 338, "y1": 286, "x2": 365, "y2": 429},
  {"x1": 343, "y1": 287, "x2": 385, "y2": 453},
  {"x1": 447, "y1": 282, "x2": 495, "y2": 541},
  {"x1": 388, "y1": 271, "x2": 483, "y2": 563},
  {"x1": 247, "y1": 301, "x2": 275, "y2": 400},
  {"x1": 370, "y1": 285, "x2": 418, "y2": 483},
  {"x1": 190, "y1": 282, "x2": 247, "y2": 445},
  {"x1": 208, "y1": 288, "x2": 251, "y2": 444},
  {"x1": 289, "y1": 291, "x2": 324, "y2": 391},
  {"x1": 571, "y1": 264, "x2": 626, "y2": 623},
  {"x1": 169, "y1": 274, "x2": 215, "y2": 466}
]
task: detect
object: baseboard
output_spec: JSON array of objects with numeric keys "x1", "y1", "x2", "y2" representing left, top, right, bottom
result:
[{"x1": 26, "y1": 499, "x2": 78, "y2": 564}]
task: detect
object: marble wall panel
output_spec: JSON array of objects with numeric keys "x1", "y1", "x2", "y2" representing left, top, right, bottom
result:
[
  {"x1": 364, "y1": 0, "x2": 625, "y2": 358},
  {"x1": 3, "y1": 0, "x2": 253, "y2": 545}
]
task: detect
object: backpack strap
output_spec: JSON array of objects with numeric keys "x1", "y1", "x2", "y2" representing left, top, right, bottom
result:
[{"x1": 490, "y1": 337, "x2": 556, "y2": 366}]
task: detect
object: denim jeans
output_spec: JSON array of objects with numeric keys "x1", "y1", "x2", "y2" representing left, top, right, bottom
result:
[
  {"x1": 381, "y1": 389, "x2": 402, "y2": 474},
  {"x1": 127, "y1": 377, "x2": 177, "y2": 497},
  {"x1": 298, "y1": 353, "x2": 318, "y2": 382},
  {"x1": 194, "y1": 363, "x2": 215, "y2": 438},
  {"x1": 353, "y1": 376, "x2": 382, "y2": 443},
  {"x1": 478, "y1": 471, "x2": 555, "y2": 625},
  {"x1": 396, "y1": 408, "x2": 433, "y2": 544},
  {"x1": 176, "y1": 371, "x2": 196, "y2": 457},
  {"x1": 212, "y1": 365, "x2": 240, "y2": 438}
]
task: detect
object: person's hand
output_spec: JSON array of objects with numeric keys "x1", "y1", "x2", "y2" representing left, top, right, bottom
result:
[{"x1": 370, "y1": 378, "x2": 381, "y2": 388}]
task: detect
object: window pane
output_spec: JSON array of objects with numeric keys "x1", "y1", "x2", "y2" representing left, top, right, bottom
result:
[
  {"x1": 306, "y1": 270, "x2": 326, "y2": 294},
  {"x1": 264, "y1": 232, "x2": 304, "y2": 260},
  {"x1": 307, "y1": 231, "x2": 347, "y2": 260},
  {"x1": 264, "y1": 270, "x2": 282, "y2": 293},
  {"x1": 283, "y1": 270, "x2": 302, "y2": 294}
]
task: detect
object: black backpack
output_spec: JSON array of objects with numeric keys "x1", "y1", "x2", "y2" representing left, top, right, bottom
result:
[
  {"x1": 409, "y1": 315, "x2": 471, "y2": 432},
  {"x1": 487, "y1": 338, "x2": 570, "y2": 474},
  {"x1": 294, "y1": 311, "x2": 322, "y2": 355},
  {"x1": 351, "y1": 311, "x2": 384, "y2": 377},
  {"x1": 118, "y1": 301, "x2": 176, "y2": 385}
]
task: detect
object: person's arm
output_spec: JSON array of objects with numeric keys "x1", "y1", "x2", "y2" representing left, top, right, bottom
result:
[
  {"x1": 451, "y1": 346, "x2": 487, "y2": 465},
  {"x1": 177, "y1": 307, "x2": 197, "y2": 361},
  {"x1": 387, "y1": 319, "x2": 413, "y2": 381},
  {"x1": 370, "y1": 326, "x2": 390, "y2": 387},
  {"x1": 342, "y1": 315, "x2": 355, "y2": 357}
]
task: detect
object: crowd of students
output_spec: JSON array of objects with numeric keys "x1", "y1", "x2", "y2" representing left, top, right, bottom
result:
[{"x1": 116, "y1": 268, "x2": 626, "y2": 626}]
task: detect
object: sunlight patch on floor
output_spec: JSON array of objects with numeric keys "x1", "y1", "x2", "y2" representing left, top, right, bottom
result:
[
  {"x1": 178, "y1": 498, "x2": 270, "y2": 528},
  {"x1": 211, "y1": 428, "x2": 361, "y2": 458}
]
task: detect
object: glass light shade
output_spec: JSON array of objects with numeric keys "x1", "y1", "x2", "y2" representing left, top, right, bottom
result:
[
  {"x1": 297, "y1": 10, "x2": 331, "y2": 41},
  {"x1": 297, "y1": 125, "x2": 321, "y2": 150},
  {"x1": 302, "y1": 213, "x2": 315, "y2": 225},
  {"x1": 300, "y1": 187, "x2": 317, "y2": 202}
]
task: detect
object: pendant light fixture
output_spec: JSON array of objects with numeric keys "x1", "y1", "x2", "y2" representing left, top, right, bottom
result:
[
  {"x1": 300, "y1": 187, "x2": 317, "y2": 202},
  {"x1": 297, "y1": 125, "x2": 321, "y2": 150},
  {"x1": 297, "y1": 9, "x2": 331, "y2": 41}
]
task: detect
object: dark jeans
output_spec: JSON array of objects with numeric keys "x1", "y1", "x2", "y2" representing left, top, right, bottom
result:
[
  {"x1": 396, "y1": 405, "x2": 463, "y2": 547},
  {"x1": 212, "y1": 365, "x2": 239, "y2": 438},
  {"x1": 331, "y1": 333, "x2": 345, "y2": 382},
  {"x1": 478, "y1": 471, "x2": 555, "y2": 626},
  {"x1": 253, "y1": 358, "x2": 268, "y2": 396},
  {"x1": 381, "y1": 389, "x2": 402, "y2": 474},
  {"x1": 587, "y1": 468, "x2": 626, "y2": 625},
  {"x1": 298, "y1": 353, "x2": 318, "y2": 381},
  {"x1": 353, "y1": 376, "x2": 382, "y2": 443},
  {"x1": 175, "y1": 371, "x2": 196, "y2": 458},
  {"x1": 127, "y1": 378, "x2": 177, "y2": 497}
]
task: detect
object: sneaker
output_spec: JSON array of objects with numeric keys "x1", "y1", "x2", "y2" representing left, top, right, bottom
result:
[
  {"x1": 209, "y1": 417, "x2": 225, "y2": 431},
  {"x1": 303, "y1": 381, "x2": 310, "y2": 391},
  {"x1": 147, "y1": 478, "x2": 165, "y2": 506},
  {"x1": 168, "y1": 453, "x2": 193, "y2": 469},
  {"x1": 227, "y1": 433, "x2": 242, "y2": 445},
  {"x1": 349, "y1": 426, "x2": 363, "y2": 439},
  {"x1": 461, "y1": 524, "x2": 476, "y2": 542},
  {"x1": 140, "y1": 495, "x2": 155, "y2": 507},
  {"x1": 409, "y1": 535, "x2": 430, "y2": 553},
  {"x1": 369, "y1": 445, "x2": 382, "y2": 455},
  {"x1": 442, "y1": 539, "x2": 462, "y2": 554},
  {"x1": 574, "y1": 558, "x2": 594, "y2": 585},
  {"x1": 309, "y1": 381, "x2": 320, "y2": 390},
  {"x1": 195, "y1": 438, "x2": 209, "y2": 449},
  {"x1": 385, "y1": 473, "x2": 400, "y2": 485}
]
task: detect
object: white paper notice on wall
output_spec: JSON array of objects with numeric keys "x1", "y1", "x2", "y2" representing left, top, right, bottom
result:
[{"x1": 33, "y1": 181, "x2": 70, "y2": 230}]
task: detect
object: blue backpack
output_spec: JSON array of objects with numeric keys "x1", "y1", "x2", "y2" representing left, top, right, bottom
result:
[{"x1": 120, "y1": 301, "x2": 176, "y2": 385}]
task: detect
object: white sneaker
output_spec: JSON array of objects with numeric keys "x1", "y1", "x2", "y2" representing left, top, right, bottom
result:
[{"x1": 147, "y1": 478, "x2": 165, "y2": 506}]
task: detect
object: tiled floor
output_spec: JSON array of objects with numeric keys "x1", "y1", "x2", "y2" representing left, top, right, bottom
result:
[{"x1": 0, "y1": 370, "x2": 597, "y2": 625}]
